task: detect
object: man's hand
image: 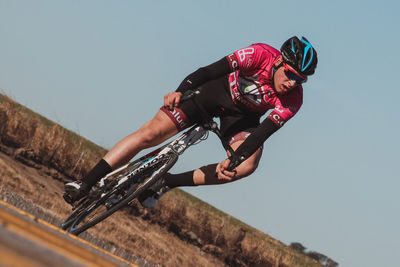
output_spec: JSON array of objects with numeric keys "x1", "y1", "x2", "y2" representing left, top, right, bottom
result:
[
  {"x1": 164, "y1": 92, "x2": 183, "y2": 110},
  {"x1": 216, "y1": 158, "x2": 237, "y2": 181}
]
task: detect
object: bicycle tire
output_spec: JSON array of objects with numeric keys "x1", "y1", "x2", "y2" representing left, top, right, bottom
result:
[
  {"x1": 66, "y1": 152, "x2": 178, "y2": 235},
  {"x1": 61, "y1": 159, "x2": 146, "y2": 230}
]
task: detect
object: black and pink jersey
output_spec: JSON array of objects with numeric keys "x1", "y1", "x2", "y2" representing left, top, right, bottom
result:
[{"x1": 226, "y1": 43, "x2": 303, "y2": 127}]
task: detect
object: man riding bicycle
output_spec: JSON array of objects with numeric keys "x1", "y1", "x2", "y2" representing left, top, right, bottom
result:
[{"x1": 64, "y1": 36, "x2": 318, "y2": 208}]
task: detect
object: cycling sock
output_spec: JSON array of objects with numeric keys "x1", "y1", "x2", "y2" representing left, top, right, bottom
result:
[
  {"x1": 165, "y1": 170, "x2": 196, "y2": 188},
  {"x1": 81, "y1": 159, "x2": 112, "y2": 187}
]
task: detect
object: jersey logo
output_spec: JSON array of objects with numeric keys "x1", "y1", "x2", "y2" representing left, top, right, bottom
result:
[
  {"x1": 268, "y1": 112, "x2": 285, "y2": 127},
  {"x1": 227, "y1": 53, "x2": 238, "y2": 70},
  {"x1": 237, "y1": 48, "x2": 255, "y2": 62}
]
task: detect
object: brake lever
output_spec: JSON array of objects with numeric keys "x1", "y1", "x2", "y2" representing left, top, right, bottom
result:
[{"x1": 227, "y1": 153, "x2": 242, "y2": 171}]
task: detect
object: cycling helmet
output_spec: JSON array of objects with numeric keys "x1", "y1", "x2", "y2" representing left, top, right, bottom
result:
[{"x1": 281, "y1": 36, "x2": 318, "y2": 76}]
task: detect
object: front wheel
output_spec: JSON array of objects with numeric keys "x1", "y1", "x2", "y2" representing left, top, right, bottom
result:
[{"x1": 62, "y1": 152, "x2": 178, "y2": 235}]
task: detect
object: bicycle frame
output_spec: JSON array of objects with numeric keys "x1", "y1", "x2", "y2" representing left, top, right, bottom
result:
[{"x1": 98, "y1": 124, "x2": 208, "y2": 188}]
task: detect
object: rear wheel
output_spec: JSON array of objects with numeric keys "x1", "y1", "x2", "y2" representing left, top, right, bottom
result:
[{"x1": 62, "y1": 153, "x2": 178, "y2": 235}]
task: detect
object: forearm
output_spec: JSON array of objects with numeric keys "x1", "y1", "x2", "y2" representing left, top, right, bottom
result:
[{"x1": 229, "y1": 118, "x2": 280, "y2": 168}]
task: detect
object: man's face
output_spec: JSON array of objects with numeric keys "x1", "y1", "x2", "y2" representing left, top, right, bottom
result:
[
  {"x1": 273, "y1": 59, "x2": 306, "y2": 95},
  {"x1": 273, "y1": 66, "x2": 298, "y2": 95}
]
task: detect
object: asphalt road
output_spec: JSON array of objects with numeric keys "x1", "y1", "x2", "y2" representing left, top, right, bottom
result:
[
  {"x1": 0, "y1": 185, "x2": 163, "y2": 267},
  {"x1": 0, "y1": 198, "x2": 139, "y2": 267}
]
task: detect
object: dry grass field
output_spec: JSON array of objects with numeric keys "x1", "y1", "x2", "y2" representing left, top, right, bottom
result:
[{"x1": 0, "y1": 93, "x2": 323, "y2": 267}]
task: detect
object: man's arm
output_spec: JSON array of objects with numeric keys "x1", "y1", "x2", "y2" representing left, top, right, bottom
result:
[
  {"x1": 228, "y1": 118, "x2": 280, "y2": 169},
  {"x1": 176, "y1": 57, "x2": 231, "y2": 93},
  {"x1": 164, "y1": 57, "x2": 231, "y2": 110}
]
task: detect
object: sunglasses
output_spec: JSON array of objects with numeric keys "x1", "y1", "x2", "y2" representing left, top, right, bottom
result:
[{"x1": 283, "y1": 63, "x2": 307, "y2": 85}]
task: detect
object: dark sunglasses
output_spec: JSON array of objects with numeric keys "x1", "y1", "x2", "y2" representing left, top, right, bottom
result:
[{"x1": 283, "y1": 63, "x2": 307, "y2": 84}]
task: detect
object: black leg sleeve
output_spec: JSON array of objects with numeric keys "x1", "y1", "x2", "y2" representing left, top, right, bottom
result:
[{"x1": 164, "y1": 170, "x2": 196, "y2": 188}]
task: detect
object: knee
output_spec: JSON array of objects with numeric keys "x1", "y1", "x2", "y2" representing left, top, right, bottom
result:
[
  {"x1": 137, "y1": 111, "x2": 178, "y2": 148},
  {"x1": 235, "y1": 160, "x2": 259, "y2": 179},
  {"x1": 229, "y1": 140, "x2": 262, "y2": 180},
  {"x1": 138, "y1": 125, "x2": 163, "y2": 147}
]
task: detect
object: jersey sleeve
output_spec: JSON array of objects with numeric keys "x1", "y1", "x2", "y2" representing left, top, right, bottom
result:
[
  {"x1": 225, "y1": 44, "x2": 274, "y2": 73},
  {"x1": 267, "y1": 87, "x2": 303, "y2": 127}
]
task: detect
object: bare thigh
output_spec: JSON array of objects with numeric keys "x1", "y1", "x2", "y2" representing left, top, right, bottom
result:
[{"x1": 104, "y1": 110, "x2": 179, "y2": 169}]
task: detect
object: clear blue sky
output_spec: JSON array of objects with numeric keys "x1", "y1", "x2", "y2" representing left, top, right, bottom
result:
[{"x1": 1, "y1": 1, "x2": 399, "y2": 266}]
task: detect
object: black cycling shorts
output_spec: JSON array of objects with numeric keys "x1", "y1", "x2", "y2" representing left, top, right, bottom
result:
[{"x1": 161, "y1": 77, "x2": 262, "y2": 145}]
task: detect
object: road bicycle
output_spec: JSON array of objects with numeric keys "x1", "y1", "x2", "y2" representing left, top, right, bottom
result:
[{"x1": 61, "y1": 90, "x2": 240, "y2": 235}]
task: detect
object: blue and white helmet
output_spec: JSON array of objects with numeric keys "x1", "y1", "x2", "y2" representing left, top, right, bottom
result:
[{"x1": 281, "y1": 36, "x2": 318, "y2": 76}]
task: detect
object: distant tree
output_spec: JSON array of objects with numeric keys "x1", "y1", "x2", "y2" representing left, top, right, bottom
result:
[
  {"x1": 307, "y1": 251, "x2": 339, "y2": 266},
  {"x1": 326, "y1": 258, "x2": 339, "y2": 267},
  {"x1": 290, "y1": 242, "x2": 339, "y2": 266},
  {"x1": 290, "y1": 242, "x2": 307, "y2": 253},
  {"x1": 307, "y1": 251, "x2": 328, "y2": 263}
]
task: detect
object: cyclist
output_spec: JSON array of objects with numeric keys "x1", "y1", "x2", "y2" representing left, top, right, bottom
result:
[{"x1": 64, "y1": 36, "x2": 318, "y2": 208}]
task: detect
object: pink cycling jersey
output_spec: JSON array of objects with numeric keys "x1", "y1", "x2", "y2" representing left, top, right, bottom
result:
[{"x1": 225, "y1": 43, "x2": 303, "y2": 127}]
